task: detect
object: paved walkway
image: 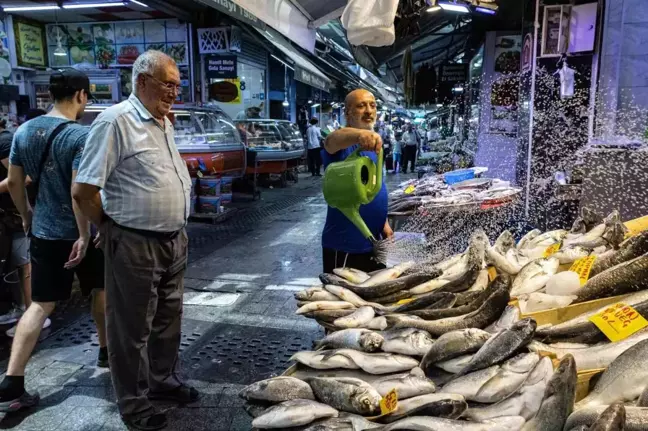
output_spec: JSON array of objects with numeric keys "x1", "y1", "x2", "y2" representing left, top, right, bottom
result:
[{"x1": 0, "y1": 171, "x2": 417, "y2": 431}]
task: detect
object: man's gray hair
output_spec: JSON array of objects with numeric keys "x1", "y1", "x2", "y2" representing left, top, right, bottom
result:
[{"x1": 132, "y1": 50, "x2": 175, "y2": 94}]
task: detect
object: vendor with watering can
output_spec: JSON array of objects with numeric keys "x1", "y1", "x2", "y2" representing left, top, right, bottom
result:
[{"x1": 321, "y1": 89, "x2": 393, "y2": 273}]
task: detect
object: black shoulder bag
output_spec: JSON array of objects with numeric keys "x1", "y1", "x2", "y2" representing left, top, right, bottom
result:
[{"x1": 32, "y1": 121, "x2": 74, "y2": 204}]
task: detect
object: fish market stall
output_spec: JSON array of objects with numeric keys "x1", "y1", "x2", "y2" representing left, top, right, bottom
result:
[{"x1": 237, "y1": 207, "x2": 648, "y2": 430}]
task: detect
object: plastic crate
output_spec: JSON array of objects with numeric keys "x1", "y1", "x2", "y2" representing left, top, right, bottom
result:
[{"x1": 444, "y1": 168, "x2": 475, "y2": 185}]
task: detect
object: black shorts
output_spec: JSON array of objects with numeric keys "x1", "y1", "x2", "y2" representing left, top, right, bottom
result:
[
  {"x1": 31, "y1": 236, "x2": 104, "y2": 303},
  {"x1": 322, "y1": 247, "x2": 386, "y2": 274}
]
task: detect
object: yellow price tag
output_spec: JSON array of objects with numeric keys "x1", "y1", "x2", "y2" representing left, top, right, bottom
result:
[
  {"x1": 589, "y1": 303, "x2": 648, "y2": 342},
  {"x1": 487, "y1": 266, "x2": 497, "y2": 282},
  {"x1": 380, "y1": 388, "x2": 398, "y2": 415},
  {"x1": 404, "y1": 185, "x2": 415, "y2": 194},
  {"x1": 569, "y1": 255, "x2": 597, "y2": 286},
  {"x1": 543, "y1": 242, "x2": 561, "y2": 258},
  {"x1": 396, "y1": 298, "x2": 415, "y2": 305}
]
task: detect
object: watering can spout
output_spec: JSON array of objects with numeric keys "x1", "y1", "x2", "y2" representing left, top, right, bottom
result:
[{"x1": 339, "y1": 206, "x2": 374, "y2": 241}]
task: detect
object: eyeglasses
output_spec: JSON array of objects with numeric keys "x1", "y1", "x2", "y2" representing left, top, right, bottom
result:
[{"x1": 145, "y1": 74, "x2": 182, "y2": 93}]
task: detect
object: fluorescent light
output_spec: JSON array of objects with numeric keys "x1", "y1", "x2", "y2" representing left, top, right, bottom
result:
[
  {"x1": 436, "y1": 103, "x2": 443, "y2": 107},
  {"x1": 3, "y1": 4, "x2": 60, "y2": 11},
  {"x1": 63, "y1": 2, "x2": 125, "y2": 9},
  {"x1": 271, "y1": 54, "x2": 294, "y2": 71},
  {"x1": 438, "y1": 2, "x2": 470, "y2": 13},
  {"x1": 282, "y1": 100, "x2": 289, "y2": 107},
  {"x1": 427, "y1": 5, "x2": 441, "y2": 12},
  {"x1": 311, "y1": 103, "x2": 320, "y2": 108},
  {"x1": 308, "y1": 100, "x2": 313, "y2": 104},
  {"x1": 475, "y1": 6, "x2": 496, "y2": 14},
  {"x1": 130, "y1": 0, "x2": 148, "y2": 6}
]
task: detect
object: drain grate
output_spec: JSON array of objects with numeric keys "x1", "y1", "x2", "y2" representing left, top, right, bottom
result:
[{"x1": 180, "y1": 323, "x2": 321, "y2": 385}]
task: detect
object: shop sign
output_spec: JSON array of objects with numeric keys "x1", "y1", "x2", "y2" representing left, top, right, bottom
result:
[
  {"x1": 15, "y1": 21, "x2": 45, "y2": 67},
  {"x1": 207, "y1": 0, "x2": 266, "y2": 31},
  {"x1": 208, "y1": 77, "x2": 241, "y2": 104},
  {"x1": 295, "y1": 67, "x2": 329, "y2": 92},
  {"x1": 438, "y1": 63, "x2": 468, "y2": 84},
  {"x1": 206, "y1": 55, "x2": 237, "y2": 79}
]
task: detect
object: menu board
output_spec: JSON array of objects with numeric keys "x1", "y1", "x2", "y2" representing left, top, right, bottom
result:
[
  {"x1": 15, "y1": 21, "x2": 46, "y2": 67},
  {"x1": 46, "y1": 19, "x2": 188, "y2": 68}
]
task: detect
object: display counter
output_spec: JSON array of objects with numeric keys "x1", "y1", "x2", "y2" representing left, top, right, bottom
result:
[{"x1": 238, "y1": 119, "x2": 305, "y2": 175}]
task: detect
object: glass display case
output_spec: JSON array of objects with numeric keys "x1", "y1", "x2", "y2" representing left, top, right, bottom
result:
[{"x1": 238, "y1": 119, "x2": 305, "y2": 161}]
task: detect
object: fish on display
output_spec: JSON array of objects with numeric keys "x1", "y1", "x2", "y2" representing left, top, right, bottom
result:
[
  {"x1": 295, "y1": 286, "x2": 341, "y2": 302},
  {"x1": 575, "y1": 252, "x2": 648, "y2": 303},
  {"x1": 380, "y1": 328, "x2": 434, "y2": 356},
  {"x1": 314, "y1": 329, "x2": 384, "y2": 352},
  {"x1": 528, "y1": 229, "x2": 568, "y2": 248},
  {"x1": 370, "y1": 371, "x2": 436, "y2": 400},
  {"x1": 306, "y1": 377, "x2": 381, "y2": 416},
  {"x1": 371, "y1": 290, "x2": 413, "y2": 305},
  {"x1": 296, "y1": 301, "x2": 356, "y2": 314},
  {"x1": 552, "y1": 246, "x2": 592, "y2": 265},
  {"x1": 486, "y1": 246, "x2": 524, "y2": 275},
  {"x1": 544, "y1": 271, "x2": 582, "y2": 296},
  {"x1": 324, "y1": 285, "x2": 386, "y2": 310},
  {"x1": 587, "y1": 402, "x2": 626, "y2": 431},
  {"x1": 379, "y1": 415, "x2": 526, "y2": 431},
  {"x1": 290, "y1": 350, "x2": 360, "y2": 370},
  {"x1": 238, "y1": 376, "x2": 314, "y2": 402},
  {"x1": 365, "y1": 316, "x2": 388, "y2": 330},
  {"x1": 464, "y1": 357, "x2": 554, "y2": 422},
  {"x1": 590, "y1": 230, "x2": 648, "y2": 277},
  {"x1": 243, "y1": 401, "x2": 271, "y2": 418},
  {"x1": 494, "y1": 230, "x2": 515, "y2": 255},
  {"x1": 333, "y1": 267, "x2": 370, "y2": 284},
  {"x1": 565, "y1": 211, "x2": 627, "y2": 249},
  {"x1": 333, "y1": 306, "x2": 375, "y2": 329},
  {"x1": 467, "y1": 269, "x2": 489, "y2": 292},
  {"x1": 353, "y1": 272, "x2": 442, "y2": 300},
  {"x1": 411, "y1": 283, "x2": 499, "y2": 320},
  {"x1": 566, "y1": 406, "x2": 648, "y2": 431},
  {"x1": 356, "y1": 262, "x2": 415, "y2": 287},
  {"x1": 391, "y1": 292, "x2": 457, "y2": 313},
  {"x1": 517, "y1": 229, "x2": 542, "y2": 250},
  {"x1": 440, "y1": 353, "x2": 540, "y2": 403},
  {"x1": 521, "y1": 354, "x2": 577, "y2": 431},
  {"x1": 517, "y1": 292, "x2": 576, "y2": 314},
  {"x1": 576, "y1": 339, "x2": 648, "y2": 410},
  {"x1": 510, "y1": 257, "x2": 560, "y2": 296},
  {"x1": 297, "y1": 414, "x2": 381, "y2": 430},
  {"x1": 329, "y1": 349, "x2": 420, "y2": 374},
  {"x1": 571, "y1": 207, "x2": 604, "y2": 235},
  {"x1": 434, "y1": 354, "x2": 474, "y2": 373},
  {"x1": 303, "y1": 309, "x2": 356, "y2": 323},
  {"x1": 251, "y1": 399, "x2": 339, "y2": 429},
  {"x1": 420, "y1": 328, "x2": 491, "y2": 370},
  {"x1": 484, "y1": 305, "x2": 520, "y2": 333},
  {"x1": 638, "y1": 385, "x2": 648, "y2": 407},
  {"x1": 454, "y1": 318, "x2": 536, "y2": 377},
  {"x1": 391, "y1": 286, "x2": 510, "y2": 337},
  {"x1": 378, "y1": 393, "x2": 467, "y2": 424}
]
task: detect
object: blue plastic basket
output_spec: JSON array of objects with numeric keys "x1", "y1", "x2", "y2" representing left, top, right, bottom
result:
[{"x1": 444, "y1": 169, "x2": 476, "y2": 185}]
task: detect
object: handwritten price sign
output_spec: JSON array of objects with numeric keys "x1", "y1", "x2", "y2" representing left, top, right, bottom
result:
[
  {"x1": 589, "y1": 302, "x2": 648, "y2": 342},
  {"x1": 380, "y1": 388, "x2": 398, "y2": 415},
  {"x1": 543, "y1": 242, "x2": 562, "y2": 258},
  {"x1": 404, "y1": 185, "x2": 415, "y2": 195},
  {"x1": 569, "y1": 255, "x2": 597, "y2": 286}
]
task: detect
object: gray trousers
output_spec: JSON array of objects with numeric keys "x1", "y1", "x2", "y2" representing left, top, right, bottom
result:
[{"x1": 103, "y1": 220, "x2": 188, "y2": 419}]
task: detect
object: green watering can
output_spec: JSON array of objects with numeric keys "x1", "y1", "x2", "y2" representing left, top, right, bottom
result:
[{"x1": 323, "y1": 147, "x2": 384, "y2": 243}]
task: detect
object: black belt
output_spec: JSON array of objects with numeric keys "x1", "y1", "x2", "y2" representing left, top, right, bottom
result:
[{"x1": 114, "y1": 222, "x2": 182, "y2": 240}]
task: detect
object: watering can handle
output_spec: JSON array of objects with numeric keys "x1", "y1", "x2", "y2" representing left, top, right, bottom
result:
[{"x1": 371, "y1": 147, "x2": 384, "y2": 197}]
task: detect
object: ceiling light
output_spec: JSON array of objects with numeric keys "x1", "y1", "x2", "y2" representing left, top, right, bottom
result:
[
  {"x1": 438, "y1": 2, "x2": 470, "y2": 13},
  {"x1": 63, "y1": 2, "x2": 125, "y2": 9},
  {"x1": 2, "y1": 4, "x2": 60, "y2": 11},
  {"x1": 130, "y1": 0, "x2": 148, "y2": 6},
  {"x1": 308, "y1": 100, "x2": 313, "y2": 104},
  {"x1": 427, "y1": 5, "x2": 441, "y2": 12},
  {"x1": 54, "y1": 26, "x2": 67, "y2": 56},
  {"x1": 282, "y1": 99, "x2": 289, "y2": 107},
  {"x1": 436, "y1": 103, "x2": 443, "y2": 107},
  {"x1": 475, "y1": 6, "x2": 496, "y2": 14},
  {"x1": 311, "y1": 103, "x2": 320, "y2": 108}
]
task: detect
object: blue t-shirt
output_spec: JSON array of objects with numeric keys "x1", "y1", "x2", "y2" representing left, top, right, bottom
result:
[
  {"x1": 10, "y1": 116, "x2": 87, "y2": 241},
  {"x1": 321, "y1": 145, "x2": 388, "y2": 254}
]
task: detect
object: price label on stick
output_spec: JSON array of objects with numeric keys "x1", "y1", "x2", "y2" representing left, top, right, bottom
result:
[
  {"x1": 380, "y1": 388, "x2": 398, "y2": 415},
  {"x1": 543, "y1": 242, "x2": 561, "y2": 258},
  {"x1": 404, "y1": 185, "x2": 415, "y2": 194},
  {"x1": 589, "y1": 302, "x2": 648, "y2": 342},
  {"x1": 569, "y1": 255, "x2": 597, "y2": 286}
]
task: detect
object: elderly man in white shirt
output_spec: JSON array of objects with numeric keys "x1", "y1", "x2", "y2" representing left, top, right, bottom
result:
[{"x1": 72, "y1": 51, "x2": 195, "y2": 431}]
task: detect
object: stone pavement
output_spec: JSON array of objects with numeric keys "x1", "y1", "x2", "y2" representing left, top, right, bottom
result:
[{"x1": 0, "y1": 171, "x2": 417, "y2": 431}]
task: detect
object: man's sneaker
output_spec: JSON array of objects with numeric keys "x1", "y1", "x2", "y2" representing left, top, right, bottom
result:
[
  {"x1": 0, "y1": 308, "x2": 23, "y2": 326},
  {"x1": 0, "y1": 390, "x2": 39, "y2": 413},
  {"x1": 6, "y1": 318, "x2": 51, "y2": 338},
  {"x1": 97, "y1": 348, "x2": 109, "y2": 368}
]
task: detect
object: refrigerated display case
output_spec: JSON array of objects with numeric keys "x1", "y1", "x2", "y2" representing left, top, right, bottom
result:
[
  {"x1": 239, "y1": 119, "x2": 304, "y2": 161},
  {"x1": 29, "y1": 69, "x2": 121, "y2": 110}
]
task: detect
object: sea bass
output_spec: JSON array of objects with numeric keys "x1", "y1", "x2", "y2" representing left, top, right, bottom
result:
[
  {"x1": 314, "y1": 329, "x2": 384, "y2": 352},
  {"x1": 239, "y1": 376, "x2": 314, "y2": 402},
  {"x1": 575, "y1": 252, "x2": 648, "y2": 303},
  {"x1": 588, "y1": 402, "x2": 626, "y2": 431},
  {"x1": 333, "y1": 306, "x2": 376, "y2": 329},
  {"x1": 306, "y1": 377, "x2": 381, "y2": 416},
  {"x1": 517, "y1": 229, "x2": 542, "y2": 250},
  {"x1": 251, "y1": 399, "x2": 338, "y2": 429},
  {"x1": 303, "y1": 309, "x2": 355, "y2": 323},
  {"x1": 391, "y1": 292, "x2": 456, "y2": 313},
  {"x1": 380, "y1": 415, "x2": 526, "y2": 431},
  {"x1": 435, "y1": 354, "x2": 474, "y2": 373},
  {"x1": 494, "y1": 230, "x2": 516, "y2": 255},
  {"x1": 380, "y1": 328, "x2": 434, "y2": 356},
  {"x1": 590, "y1": 230, "x2": 648, "y2": 277},
  {"x1": 331, "y1": 349, "x2": 420, "y2": 375},
  {"x1": 296, "y1": 301, "x2": 356, "y2": 314},
  {"x1": 566, "y1": 406, "x2": 648, "y2": 431},
  {"x1": 510, "y1": 258, "x2": 560, "y2": 296},
  {"x1": 484, "y1": 305, "x2": 520, "y2": 333},
  {"x1": 379, "y1": 393, "x2": 467, "y2": 424},
  {"x1": 357, "y1": 262, "x2": 416, "y2": 287},
  {"x1": 420, "y1": 328, "x2": 491, "y2": 370},
  {"x1": 371, "y1": 371, "x2": 436, "y2": 400},
  {"x1": 290, "y1": 350, "x2": 360, "y2": 370},
  {"x1": 324, "y1": 285, "x2": 386, "y2": 310},
  {"x1": 333, "y1": 267, "x2": 370, "y2": 284},
  {"x1": 295, "y1": 286, "x2": 340, "y2": 302}
]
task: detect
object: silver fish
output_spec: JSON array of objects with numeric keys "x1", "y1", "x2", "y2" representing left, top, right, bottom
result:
[
  {"x1": 381, "y1": 329, "x2": 434, "y2": 357},
  {"x1": 435, "y1": 354, "x2": 474, "y2": 374},
  {"x1": 290, "y1": 350, "x2": 360, "y2": 370},
  {"x1": 381, "y1": 415, "x2": 526, "y2": 431},
  {"x1": 467, "y1": 269, "x2": 489, "y2": 292},
  {"x1": 295, "y1": 286, "x2": 340, "y2": 302},
  {"x1": 324, "y1": 285, "x2": 386, "y2": 310},
  {"x1": 638, "y1": 385, "x2": 648, "y2": 407},
  {"x1": 553, "y1": 246, "x2": 592, "y2": 265},
  {"x1": 517, "y1": 229, "x2": 542, "y2": 250},
  {"x1": 296, "y1": 301, "x2": 356, "y2": 314},
  {"x1": 588, "y1": 402, "x2": 626, "y2": 431},
  {"x1": 521, "y1": 354, "x2": 577, "y2": 431},
  {"x1": 307, "y1": 377, "x2": 381, "y2": 416},
  {"x1": 566, "y1": 406, "x2": 648, "y2": 431},
  {"x1": 239, "y1": 376, "x2": 314, "y2": 402},
  {"x1": 420, "y1": 328, "x2": 491, "y2": 371},
  {"x1": 379, "y1": 393, "x2": 467, "y2": 424},
  {"x1": 484, "y1": 305, "x2": 520, "y2": 334},
  {"x1": 301, "y1": 414, "x2": 382, "y2": 430},
  {"x1": 510, "y1": 258, "x2": 560, "y2": 296},
  {"x1": 303, "y1": 309, "x2": 356, "y2": 323},
  {"x1": 590, "y1": 230, "x2": 648, "y2": 277},
  {"x1": 333, "y1": 306, "x2": 375, "y2": 329},
  {"x1": 365, "y1": 316, "x2": 388, "y2": 330},
  {"x1": 494, "y1": 230, "x2": 515, "y2": 255},
  {"x1": 314, "y1": 329, "x2": 384, "y2": 352},
  {"x1": 371, "y1": 372, "x2": 436, "y2": 400},
  {"x1": 577, "y1": 339, "x2": 648, "y2": 410},
  {"x1": 575, "y1": 252, "x2": 648, "y2": 303},
  {"x1": 487, "y1": 247, "x2": 523, "y2": 275},
  {"x1": 333, "y1": 267, "x2": 370, "y2": 284},
  {"x1": 332, "y1": 349, "x2": 420, "y2": 375},
  {"x1": 528, "y1": 229, "x2": 568, "y2": 248},
  {"x1": 251, "y1": 399, "x2": 339, "y2": 429},
  {"x1": 357, "y1": 262, "x2": 415, "y2": 287}
]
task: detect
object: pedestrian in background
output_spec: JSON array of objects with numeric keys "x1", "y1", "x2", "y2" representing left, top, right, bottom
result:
[
  {"x1": 401, "y1": 124, "x2": 418, "y2": 173},
  {"x1": 392, "y1": 129, "x2": 402, "y2": 173},
  {"x1": 306, "y1": 117, "x2": 323, "y2": 177},
  {"x1": 0, "y1": 69, "x2": 107, "y2": 413},
  {"x1": 73, "y1": 51, "x2": 196, "y2": 431}
]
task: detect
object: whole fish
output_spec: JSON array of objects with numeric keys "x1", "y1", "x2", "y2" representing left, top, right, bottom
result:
[
  {"x1": 464, "y1": 356, "x2": 553, "y2": 422},
  {"x1": 380, "y1": 415, "x2": 526, "y2": 431},
  {"x1": 565, "y1": 211, "x2": 627, "y2": 249},
  {"x1": 518, "y1": 292, "x2": 576, "y2": 314},
  {"x1": 486, "y1": 247, "x2": 523, "y2": 275},
  {"x1": 353, "y1": 273, "x2": 442, "y2": 300},
  {"x1": 365, "y1": 316, "x2": 388, "y2": 330},
  {"x1": 411, "y1": 283, "x2": 497, "y2": 320},
  {"x1": 517, "y1": 229, "x2": 542, "y2": 250},
  {"x1": 575, "y1": 253, "x2": 648, "y2": 303},
  {"x1": 381, "y1": 329, "x2": 434, "y2": 356},
  {"x1": 243, "y1": 401, "x2": 271, "y2": 418},
  {"x1": 494, "y1": 230, "x2": 515, "y2": 254},
  {"x1": 455, "y1": 318, "x2": 536, "y2": 377},
  {"x1": 588, "y1": 402, "x2": 626, "y2": 431},
  {"x1": 391, "y1": 287, "x2": 510, "y2": 337},
  {"x1": 333, "y1": 267, "x2": 370, "y2": 284},
  {"x1": 296, "y1": 301, "x2": 356, "y2": 314},
  {"x1": 251, "y1": 399, "x2": 339, "y2": 429},
  {"x1": 453, "y1": 290, "x2": 483, "y2": 307},
  {"x1": 372, "y1": 290, "x2": 413, "y2": 305},
  {"x1": 484, "y1": 305, "x2": 520, "y2": 333},
  {"x1": 420, "y1": 328, "x2": 491, "y2": 370},
  {"x1": 333, "y1": 306, "x2": 375, "y2": 329},
  {"x1": 528, "y1": 329, "x2": 648, "y2": 370},
  {"x1": 528, "y1": 229, "x2": 568, "y2": 248},
  {"x1": 295, "y1": 286, "x2": 340, "y2": 302},
  {"x1": 521, "y1": 354, "x2": 577, "y2": 431},
  {"x1": 467, "y1": 269, "x2": 489, "y2": 292},
  {"x1": 535, "y1": 290, "x2": 648, "y2": 342},
  {"x1": 239, "y1": 376, "x2": 315, "y2": 402},
  {"x1": 435, "y1": 354, "x2": 474, "y2": 373},
  {"x1": 577, "y1": 339, "x2": 648, "y2": 410},
  {"x1": 571, "y1": 207, "x2": 604, "y2": 234},
  {"x1": 306, "y1": 377, "x2": 381, "y2": 416},
  {"x1": 319, "y1": 273, "x2": 360, "y2": 290},
  {"x1": 332, "y1": 349, "x2": 420, "y2": 374},
  {"x1": 506, "y1": 248, "x2": 532, "y2": 269},
  {"x1": 371, "y1": 372, "x2": 436, "y2": 400},
  {"x1": 590, "y1": 230, "x2": 648, "y2": 277},
  {"x1": 357, "y1": 262, "x2": 415, "y2": 287},
  {"x1": 324, "y1": 285, "x2": 386, "y2": 310},
  {"x1": 553, "y1": 246, "x2": 592, "y2": 265},
  {"x1": 440, "y1": 353, "x2": 540, "y2": 403},
  {"x1": 511, "y1": 258, "x2": 560, "y2": 296},
  {"x1": 567, "y1": 406, "x2": 648, "y2": 431},
  {"x1": 379, "y1": 393, "x2": 467, "y2": 424},
  {"x1": 639, "y1": 385, "x2": 648, "y2": 407},
  {"x1": 290, "y1": 350, "x2": 360, "y2": 370},
  {"x1": 391, "y1": 292, "x2": 456, "y2": 313},
  {"x1": 433, "y1": 252, "x2": 466, "y2": 272},
  {"x1": 300, "y1": 413, "x2": 382, "y2": 430},
  {"x1": 303, "y1": 309, "x2": 355, "y2": 323},
  {"x1": 314, "y1": 329, "x2": 384, "y2": 352}
]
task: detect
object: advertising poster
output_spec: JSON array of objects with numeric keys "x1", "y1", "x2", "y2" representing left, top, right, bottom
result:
[{"x1": 15, "y1": 21, "x2": 45, "y2": 67}]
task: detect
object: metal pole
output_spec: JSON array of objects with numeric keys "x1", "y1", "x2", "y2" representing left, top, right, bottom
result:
[{"x1": 525, "y1": 0, "x2": 540, "y2": 219}]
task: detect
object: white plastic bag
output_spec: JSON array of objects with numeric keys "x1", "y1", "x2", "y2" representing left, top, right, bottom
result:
[{"x1": 341, "y1": 0, "x2": 399, "y2": 47}]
